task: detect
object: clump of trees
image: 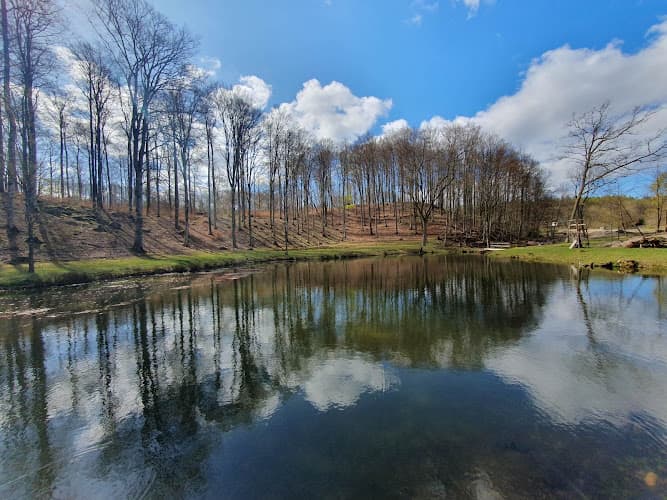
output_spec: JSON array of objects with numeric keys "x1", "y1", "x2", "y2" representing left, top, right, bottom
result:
[{"x1": 0, "y1": 0, "x2": 607, "y2": 271}]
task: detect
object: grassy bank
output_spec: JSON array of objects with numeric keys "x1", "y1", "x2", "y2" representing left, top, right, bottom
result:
[
  {"x1": 0, "y1": 242, "x2": 446, "y2": 289},
  {"x1": 489, "y1": 243, "x2": 667, "y2": 273}
]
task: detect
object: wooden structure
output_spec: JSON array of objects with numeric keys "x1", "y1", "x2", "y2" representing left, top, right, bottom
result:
[{"x1": 567, "y1": 219, "x2": 589, "y2": 248}]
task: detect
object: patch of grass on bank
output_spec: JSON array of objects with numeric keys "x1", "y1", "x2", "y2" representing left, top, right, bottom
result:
[
  {"x1": 490, "y1": 243, "x2": 667, "y2": 273},
  {"x1": 0, "y1": 242, "x2": 445, "y2": 289}
]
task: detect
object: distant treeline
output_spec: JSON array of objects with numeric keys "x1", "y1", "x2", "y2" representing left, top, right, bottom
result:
[{"x1": 557, "y1": 194, "x2": 665, "y2": 232}]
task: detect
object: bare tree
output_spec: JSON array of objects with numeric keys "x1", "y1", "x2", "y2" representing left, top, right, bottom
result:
[
  {"x1": 215, "y1": 91, "x2": 262, "y2": 249},
  {"x1": 339, "y1": 145, "x2": 351, "y2": 241},
  {"x1": 47, "y1": 91, "x2": 73, "y2": 199},
  {"x1": 11, "y1": 0, "x2": 59, "y2": 272},
  {"x1": 244, "y1": 125, "x2": 261, "y2": 248},
  {"x1": 203, "y1": 85, "x2": 220, "y2": 234},
  {"x1": 166, "y1": 72, "x2": 206, "y2": 246},
  {"x1": 2, "y1": 0, "x2": 18, "y2": 259},
  {"x1": 71, "y1": 41, "x2": 114, "y2": 209},
  {"x1": 396, "y1": 127, "x2": 456, "y2": 249},
  {"x1": 566, "y1": 102, "x2": 667, "y2": 233},
  {"x1": 95, "y1": 0, "x2": 195, "y2": 253},
  {"x1": 652, "y1": 167, "x2": 667, "y2": 232},
  {"x1": 313, "y1": 139, "x2": 334, "y2": 237},
  {"x1": 263, "y1": 109, "x2": 286, "y2": 245}
]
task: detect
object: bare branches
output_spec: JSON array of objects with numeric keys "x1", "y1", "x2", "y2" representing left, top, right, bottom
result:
[
  {"x1": 165, "y1": 70, "x2": 207, "y2": 245},
  {"x1": 565, "y1": 101, "x2": 666, "y2": 223},
  {"x1": 95, "y1": 0, "x2": 196, "y2": 252},
  {"x1": 213, "y1": 88, "x2": 263, "y2": 248}
]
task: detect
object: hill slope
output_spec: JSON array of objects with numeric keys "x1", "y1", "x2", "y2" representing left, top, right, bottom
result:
[{"x1": 1, "y1": 196, "x2": 443, "y2": 263}]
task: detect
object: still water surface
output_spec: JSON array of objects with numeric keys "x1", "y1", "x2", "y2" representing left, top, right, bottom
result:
[{"x1": 0, "y1": 255, "x2": 666, "y2": 499}]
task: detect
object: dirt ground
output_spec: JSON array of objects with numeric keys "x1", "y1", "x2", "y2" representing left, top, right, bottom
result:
[{"x1": 0, "y1": 195, "x2": 449, "y2": 263}]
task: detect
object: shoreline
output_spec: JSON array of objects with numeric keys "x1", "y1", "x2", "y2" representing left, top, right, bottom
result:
[
  {"x1": 2, "y1": 241, "x2": 665, "y2": 290},
  {"x1": 0, "y1": 242, "x2": 448, "y2": 290}
]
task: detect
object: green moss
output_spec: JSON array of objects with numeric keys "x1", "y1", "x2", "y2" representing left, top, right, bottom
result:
[
  {"x1": 0, "y1": 242, "x2": 447, "y2": 289},
  {"x1": 489, "y1": 243, "x2": 667, "y2": 274}
]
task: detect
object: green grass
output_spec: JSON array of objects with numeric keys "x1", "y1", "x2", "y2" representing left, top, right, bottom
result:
[
  {"x1": 489, "y1": 242, "x2": 667, "y2": 273},
  {"x1": 0, "y1": 242, "x2": 446, "y2": 289}
]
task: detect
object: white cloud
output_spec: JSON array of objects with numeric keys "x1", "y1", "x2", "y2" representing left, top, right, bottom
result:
[
  {"x1": 419, "y1": 115, "x2": 454, "y2": 130},
  {"x1": 406, "y1": 13, "x2": 423, "y2": 26},
  {"x1": 412, "y1": 0, "x2": 439, "y2": 13},
  {"x1": 460, "y1": 0, "x2": 480, "y2": 16},
  {"x1": 420, "y1": 18, "x2": 667, "y2": 187},
  {"x1": 406, "y1": 0, "x2": 439, "y2": 26},
  {"x1": 487, "y1": 281, "x2": 667, "y2": 426},
  {"x1": 381, "y1": 118, "x2": 410, "y2": 137},
  {"x1": 288, "y1": 355, "x2": 399, "y2": 411},
  {"x1": 281, "y1": 79, "x2": 392, "y2": 143},
  {"x1": 457, "y1": 0, "x2": 495, "y2": 17},
  {"x1": 231, "y1": 75, "x2": 272, "y2": 110},
  {"x1": 198, "y1": 56, "x2": 222, "y2": 77}
]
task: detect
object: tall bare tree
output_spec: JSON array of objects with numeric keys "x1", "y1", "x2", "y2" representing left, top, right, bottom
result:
[
  {"x1": 167, "y1": 72, "x2": 206, "y2": 246},
  {"x1": 566, "y1": 102, "x2": 666, "y2": 228},
  {"x1": 246, "y1": 124, "x2": 263, "y2": 247},
  {"x1": 72, "y1": 41, "x2": 114, "y2": 209},
  {"x1": 203, "y1": 86, "x2": 219, "y2": 234},
  {"x1": 2, "y1": 0, "x2": 18, "y2": 259},
  {"x1": 313, "y1": 140, "x2": 334, "y2": 237},
  {"x1": 263, "y1": 109, "x2": 286, "y2": 245},
  {"x1": 95, "y1": 0, "x2": 195, "y2": 252},
  {"x1": 215, "y1": 91, "x2": 262, "y2": 249},
  {"x1": 395, "y1": 128, "x2": 456, "y2": 248},
  {"x1": 11, "y1": 0, "x2": 58, "y2": 272}
]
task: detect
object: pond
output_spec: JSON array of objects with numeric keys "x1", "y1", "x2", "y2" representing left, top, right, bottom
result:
[{"x1": 0, "y1": 255, "x2": 666, "y2": 499}]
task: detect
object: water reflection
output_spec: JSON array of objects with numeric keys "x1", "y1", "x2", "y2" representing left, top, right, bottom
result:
[
  {"x1": 0, "y1": 255, "x2": 665, "y2": 498},
  {"x1": 490, "y1": 270, "x2": 667, "y2": 427}
]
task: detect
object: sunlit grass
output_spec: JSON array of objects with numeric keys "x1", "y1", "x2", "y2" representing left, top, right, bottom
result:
[
  {"x1": 490, "y1": 243, "x2": 667, "y2": 273},
  {"x1": 0, "y1": 242, "x2": 446, "y2": 289}
]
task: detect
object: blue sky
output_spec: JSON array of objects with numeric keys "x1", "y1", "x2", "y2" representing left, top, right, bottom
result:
[
  {"x1": 155, "y1": 0, "x2": 664, "y2": 123},
  {"x1": 145, "y1": 1, "x2": 667, "y2": 190}
]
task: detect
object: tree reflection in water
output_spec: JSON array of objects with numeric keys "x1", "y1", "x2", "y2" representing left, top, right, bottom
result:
[{"x1": 0, "y1": 255, "x2": 665, "y2": 498}]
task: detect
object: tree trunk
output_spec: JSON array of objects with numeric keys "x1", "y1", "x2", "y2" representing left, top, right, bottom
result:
[
  {"x1": 2, "y1": 0, "x2": 18, "y2": 259},
  {"x1": 0, "y1": 86, "x2": 4, "y2": 193},
  {"x1": 421, "y1": 216, "x2": 428, "y2": 249},
  {"x1": 173, "y1": 135, "x2": 179, "y2": 229},
  {"x1": 59, "y1": 111, "x2": 65, "y2": 198},
  {"x1": 145, "y1": 142, "x2": 151, "y2": 215},
  {"x1": 342, "y1": 168, "x2": 347, "y2": 241},
  {"x1": 211, "y1": 150, "x2": 217, "y2": 229},
  {"x1": 247, "y1": 182, "x2": 253, "y2": 248},
  {"x1": 76, "y1": 144, "x2": 82, "y2": 199},
  {"x1": 65, "y1": 127, "x2": 70, "y2": 198},
  {"x1": 207, "y1": 131, "x2": 212, "y2": 235},
  {"x1": 132, "y1": 117, "x2": 146, "y2": 254},
  {"x1": 270, "y1": 178, "x2": 276, "y2": 243},
  {"x1": 95, "y1": 110, "x2": 103, "y2": 210},
  {"x1": 127, "y1": 142, "x2": 133, "y2": 211},
  {"x1": 231, "y1": 188, "x2": 237, "y2": 248},
  {"x1": 182, "y1": 150, "x2": 190, "y2": 246},
  {"x1": 24, "y1": 76, "x2": 39, "y2": 273},
  {"x1": 104, "y1": 136, "x2": 111, "y2": 205}
]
